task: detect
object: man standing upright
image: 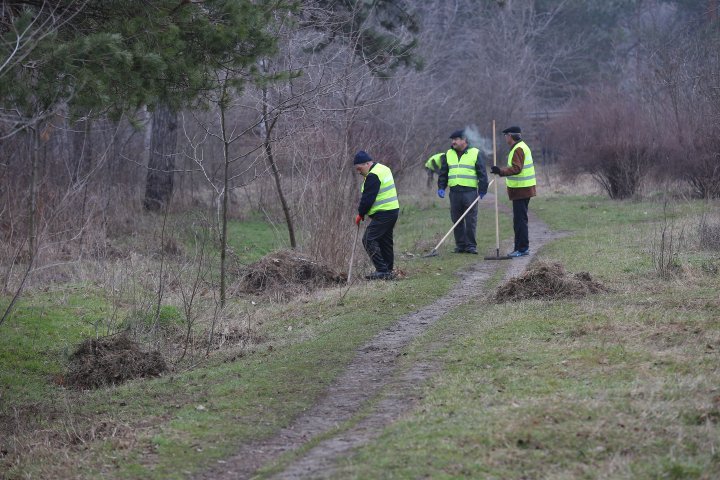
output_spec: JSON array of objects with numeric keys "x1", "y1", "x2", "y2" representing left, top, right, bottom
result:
[
  {"x1": 354, "y1": 150, "x2": 400, "y2": 280},
  {"x1": 490, "y1": 126, "x2": 537, "y2": 257},
  {"x1": 437, "y1": 129, "x2": 489, "y2": 254}
]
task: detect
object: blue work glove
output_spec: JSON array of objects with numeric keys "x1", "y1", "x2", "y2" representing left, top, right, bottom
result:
[
  {"x1": 437, "y1": 188, "x2": 445, "y2": 199},
  {"x1": 478, "y1": 191, "x2": 486, "y2": 199}
]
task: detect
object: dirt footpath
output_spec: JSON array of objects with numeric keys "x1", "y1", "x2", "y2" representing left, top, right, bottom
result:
[{"x1": 197, "y1": 197, "x2": 562, "y2": 480}]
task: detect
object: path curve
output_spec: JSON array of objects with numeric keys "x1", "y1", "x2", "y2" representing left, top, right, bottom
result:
[{"x1": 197, "y1": 196, "x2": 562, "y2": 480}]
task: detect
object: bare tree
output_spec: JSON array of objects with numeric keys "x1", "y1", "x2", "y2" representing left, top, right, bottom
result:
[{"x1": 182, "y1": 73, "x2": 273, "y2": 307}]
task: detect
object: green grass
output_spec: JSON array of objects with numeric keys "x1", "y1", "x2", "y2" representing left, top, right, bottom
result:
[
  {"x1": 0, "y1": 196, "x2": 506, "y2": 479},
  {"x1": 5, "y1": 195, "x2": 718, "y2": 479},
  {"x1": 225, "y1": 217, "x2": 286, "y2": 263},
  {"x1": 330, "y1": 196, "x2": 720, "y2": 479},
  {"x1": 0, "y1": 287, "x2": 106, "y2": 405}
]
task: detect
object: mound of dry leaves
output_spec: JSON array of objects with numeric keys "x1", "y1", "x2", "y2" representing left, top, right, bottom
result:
[
  {"x1": 236, "y1": 250, "x2": 345, "y2": 297},
  {"x1": 495, "y1": 261, "x2": 608, "y2": 303},
  {"x1": 65, "y1": 333, "x2": 167, "y2": 389}
]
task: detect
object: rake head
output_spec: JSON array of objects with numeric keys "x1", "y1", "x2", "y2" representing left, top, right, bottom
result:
[{"x1": 484, "y1": 248, "x2": 511, "y2": 260}]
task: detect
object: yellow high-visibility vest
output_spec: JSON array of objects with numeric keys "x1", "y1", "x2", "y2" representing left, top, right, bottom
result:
[
  {"x1": 363, "y1": 163, "x2": 400, "y2": 215},
  {"x1": 506, "y1": 141, "x2": 536, "y2": 188},
  {"x1": 425, "y1": 153, "x2": 442, "y2": 170},
  {"x1": 446, "y1": 148, "x2": 479, "y2": 188}
]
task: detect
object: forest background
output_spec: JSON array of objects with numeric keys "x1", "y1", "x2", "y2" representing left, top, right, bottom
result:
[{"x1": 1, "y1": 0, "x2": 718, "y2": 342}]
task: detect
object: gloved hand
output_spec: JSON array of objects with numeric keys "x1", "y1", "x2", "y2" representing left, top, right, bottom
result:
[
  {"x1": 354, "y1": 214, "x2": 364, "y2": 226},
  {"x1": 490, "y1": 166, "x2": 501, "y2": 175},
  {"x1": 437, "y1": 188, "x2": 445, "y2": 199},
  {"x1": 478, "y1": 191, "x2": 486, "y2": 199}
]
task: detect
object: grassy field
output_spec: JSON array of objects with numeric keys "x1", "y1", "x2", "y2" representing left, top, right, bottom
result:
[
  {"x1": 0, "y1": 196, "x2": 508, "y2": 479},
  {"x1": 2, "y1": 193, "x2": 718, "y2": 479},
  {"x1": 329, "y1": 195, "x2": 720, "y2": 479}
]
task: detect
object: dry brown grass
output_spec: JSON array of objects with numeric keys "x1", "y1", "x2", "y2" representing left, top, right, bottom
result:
[{"x1": 538, "y1": 166, "x2": 605, "y2": 197}]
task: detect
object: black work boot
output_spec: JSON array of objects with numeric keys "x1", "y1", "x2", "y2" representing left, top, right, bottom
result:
[{"x1": 365, "y1": 271, "x2": 392, "y2": 280}]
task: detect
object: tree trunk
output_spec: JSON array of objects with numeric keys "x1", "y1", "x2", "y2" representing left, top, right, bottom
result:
[
  {"x1": 261, "y1": 83, "x2": 297, "y2": 248},
  {"x1": 29, "y1": 127, "x2": 39, "y2": 259},
  {"x1": 144, "y1": 103, "x2": 178, "y2": 211},
  {"x1": 709, "y1": 0, "x2": 718, "y2": 23},
  {"x1": 219, "y1": 89, "x2": 230, "y2": 309}
]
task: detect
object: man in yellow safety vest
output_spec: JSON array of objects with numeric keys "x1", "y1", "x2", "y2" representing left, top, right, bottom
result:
[
  {"x1": 424, "y1": 153, "x2": 443, "y2": 188},
  {"x1": 490, "y1": 126, "x2": 537, "y2": 257},
  {"x1": 437, "y1": 129, "x2": 489, "y2": 254},
  {"x1": 353, "y1": 150, "x2": 400, "y2": 280}
]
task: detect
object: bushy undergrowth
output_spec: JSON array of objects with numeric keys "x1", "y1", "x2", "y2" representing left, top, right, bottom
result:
[{"x1": 698, "y1": 213, "x2": 720, "y2": 251}]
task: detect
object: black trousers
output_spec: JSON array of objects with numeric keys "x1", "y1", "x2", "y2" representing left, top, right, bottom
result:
[
  {"x1": 363, "y1": 209, "x2": 399, "y2": 273},
  {"x1": 449, "y1": 188, "x2": 478, "y2": 250},
  {"x1": 512, "y1": 198, "x2": 530, "y2": 252}
]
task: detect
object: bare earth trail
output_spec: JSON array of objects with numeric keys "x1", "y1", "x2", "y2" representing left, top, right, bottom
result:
[{"x1": 197, "y1": 196, "x2": 564, "y2": 480}]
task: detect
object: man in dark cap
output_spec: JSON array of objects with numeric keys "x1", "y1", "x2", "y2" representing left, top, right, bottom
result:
[
  {"x1": 437, "y1": 129, "x2": 489, "y2": 254},
  {"x1": 490, "y1": 126, "x2": 537, "y2": 257},
  {"x1": 353, "y1": 150, "x2": 400, "y2": 280}
]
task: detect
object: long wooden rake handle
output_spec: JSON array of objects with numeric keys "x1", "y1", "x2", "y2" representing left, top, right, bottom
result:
[
  {"x1": 493, "y1": 120, "x2": 501, "y2": 257},
  {"x1": 429, "y1": 178, "x2": 495, "y2": 254},
  {"x1": 347, "y1": 224, "x2": 360, "y2": 284}
]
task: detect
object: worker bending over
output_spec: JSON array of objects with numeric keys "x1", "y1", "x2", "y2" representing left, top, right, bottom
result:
[
  {"x1": 425, "y1": 152, "x2": 443, "y2": 188},
  {"x1": 353, "y1": 151, "x2": 400, "y2": 280}
]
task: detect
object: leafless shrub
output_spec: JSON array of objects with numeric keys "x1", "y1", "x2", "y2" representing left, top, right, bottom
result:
[
  {"x1": 298, "y1": 166, "x2": 360, "y2": 272},
  {"x1": 651, "y1": 201, "x2": 684, "y2": 279},
  {"x1": 683, "y1": 134, "x2": 720, "y2": 200},
  {"x1": 549, "y1": 87, "x2": 657, "y2": 199},
  {"x1": 168, "y1": 214, "x2": 219, "y2": 361},
  {"x1": 198, "y1": 321, "x2": 266, "y2": 352},
  {"x1": 697, "y1": 212, "x2": 720, "y2": 251}
]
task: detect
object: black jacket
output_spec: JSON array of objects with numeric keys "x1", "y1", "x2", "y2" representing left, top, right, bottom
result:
[{"x1": 357, "y1": 163, "x2": 381, "y2": 217}]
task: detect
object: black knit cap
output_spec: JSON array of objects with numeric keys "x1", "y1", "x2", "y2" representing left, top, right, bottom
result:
[
  {"x1": 449, "y1": 129, "x2": 465, "y2": 139},
  {"x1": 502, "y1": 126, "x2": 522, "y2": 134},
  {"x1": 353, "y1": 150, "x2": 373, "y2": 165}
]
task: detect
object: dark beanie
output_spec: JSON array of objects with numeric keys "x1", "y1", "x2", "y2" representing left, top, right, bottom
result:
[
  {"x1": 353, "y1": 150, "x2": 372, "y2": 165},
  {"x1": 449, "y1": 129, "x2": 465, "y2": 139}
]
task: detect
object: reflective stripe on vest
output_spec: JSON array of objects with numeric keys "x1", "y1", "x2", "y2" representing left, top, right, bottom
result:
[
  {"x1": 362, "y1": 163, "x2": 400, "y2": 215},
  {"x1": 446, "y1": 148, "x2": 479, "y2": 188},
  {"x1": 425, "y1": 153, "x2": 442, "y2": 170},
  {"x1": 506, "y1": 141, "x2": 536, "y2": 188}
]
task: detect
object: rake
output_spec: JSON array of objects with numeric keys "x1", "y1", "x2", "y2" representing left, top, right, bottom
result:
[
  {"x1": 423, "y1": 178, "x2": 495, "y2": 257},
  {"x1": 484, "y1": 120, "x2": 511, "y2": 261}
]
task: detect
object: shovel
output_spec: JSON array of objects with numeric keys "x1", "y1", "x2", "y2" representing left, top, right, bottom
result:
[
  {"x1": 484, "y1": 120, "x2": 511, "y2": 261},
  {"x1": 424, "y1": 178, "x2": 494, "y2": 257}
]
